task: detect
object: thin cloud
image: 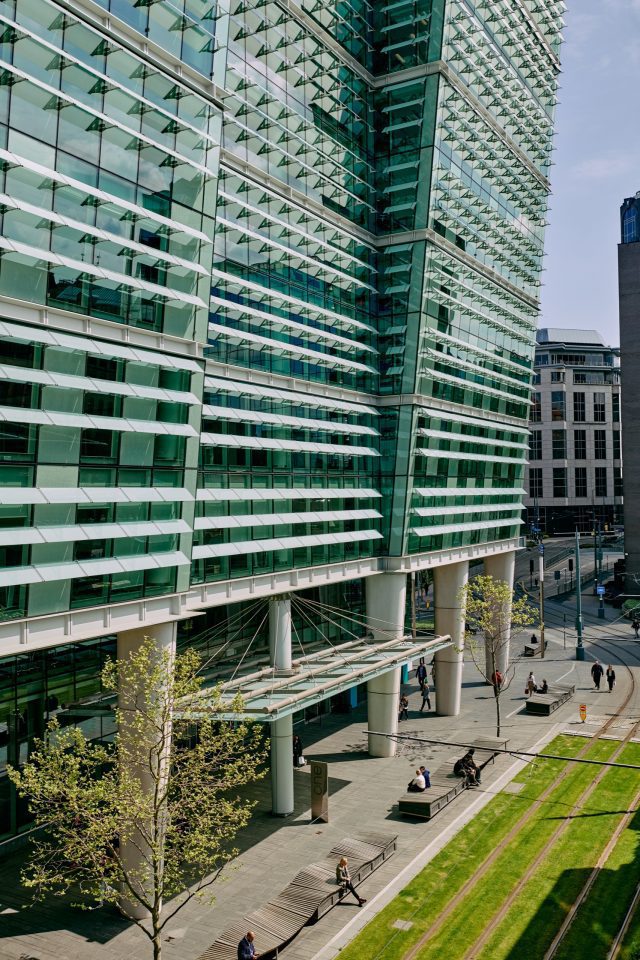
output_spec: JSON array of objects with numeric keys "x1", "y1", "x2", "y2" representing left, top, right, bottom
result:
[{"x1": 572, "y1": 154, "x2": 637, "y2": 181}]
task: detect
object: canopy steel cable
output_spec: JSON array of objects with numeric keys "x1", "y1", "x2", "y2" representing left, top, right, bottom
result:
[
  {"x1": 184, "y1": 598, "x2": 259, "y2": 651},
  {"x1": 227, "y1": 604, "x2": 270, "y2": 685},
  {"x1": 292, "y1": 595, "x2": 373, "y2": 646},
  {"x1": 300, "y1": 595, "x2": 413, "y2": 634},
  {"x1": 288, "y1": 614, "x2": 321, "y2": 693},
  {"x1": 195, "y1": 599, "x2": 267, "y2": 677},
  {"x1": 291, "y1": 596, "x2": 360, "y2": 669}
]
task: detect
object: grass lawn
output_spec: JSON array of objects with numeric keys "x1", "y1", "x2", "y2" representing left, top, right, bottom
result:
[
  {"x1": 419, "y1": 737, "x2": 620, "y2": 960},
  {"x1": 337, "y1": 735, "x2": 588, "y2": 960},
  {"x1": 474, "y1": 741, "x2": 640, "y2": 960}
]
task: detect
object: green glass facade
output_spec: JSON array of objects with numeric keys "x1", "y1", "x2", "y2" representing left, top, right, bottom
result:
[{"x1": 0, "y1": 0, "x2": 563, "y2": 842}]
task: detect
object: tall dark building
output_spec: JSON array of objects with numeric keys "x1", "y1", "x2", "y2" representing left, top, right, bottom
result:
[{"x1": 620, "y1": 193, "x2": 640, "y2": 593}]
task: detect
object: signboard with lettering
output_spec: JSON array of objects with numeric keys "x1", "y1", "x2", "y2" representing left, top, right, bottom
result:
[{"x1": 310, "y1": 760, "x2": 329, "y2": 823}]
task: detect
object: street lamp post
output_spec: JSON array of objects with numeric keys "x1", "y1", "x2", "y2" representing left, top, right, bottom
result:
[
  {"x1": 539, "y1": 542, "x2": 545, "y2": 658},
  {"x1": 576, "y1": 530, "x2": 585, "y2": 660}
]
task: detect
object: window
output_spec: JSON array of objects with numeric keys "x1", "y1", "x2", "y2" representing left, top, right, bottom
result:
[
  {"x1": 529, "y1": 431, "x2": 542, "y2": 460},
  {"x1": 574, "y1": 466, "x2": 587, "y2": 498},
  {"x1": 623, "y1": 207, "x2": 638, "y2": 244},
  {"x1": 553, "y1": 468, "x2": 567, "y2": 498},
  {"x1": 613, "y1": 430, "x2": 621, "y2": 460},
  {"x1": 573, "y1": 392, "x2": 585, "y2": 422},
  {"x1": 615, "y1": 466, "x2": 623, "y2": 497},
  {"x1": 574, "y1": 430, "x2": 586, "y2": 460},
  {"x1": 551, "y1": 371, "x2": 564, "y2": 383},
  {"x1": 529, "y1": 467, "x2": 543, "y2": 498},
  {"x1": 595, "y1": 467, "x2": 608, "y2": 497},
  {"x1": 594, "y1": 430, "x2": 607, "y2": 459},
  {"x1": 613, "y1": 394, "x2": 620, "y2": 423},
  {"x1": 551, "y1": 391, "x2": 565, "y2": 421},
  {"x1": 552, "y1": 430, "x2": 566, "y2": 459},
  {"x1": 530, "y1": 393, "x2": 541, "y2": 423},
  {"x1": 594, "y1": 392, "x2": 606, "y2": 422},
  {"x1": 537, "y1": 354, "x2": 549, "y2": 365}
]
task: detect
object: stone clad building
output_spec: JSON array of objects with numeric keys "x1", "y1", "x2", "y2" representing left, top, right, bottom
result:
[{"x1": 524, "y1": 328, "x2": 622, "y2": 536}]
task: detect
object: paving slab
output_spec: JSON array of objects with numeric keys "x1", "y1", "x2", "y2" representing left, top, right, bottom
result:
[{"x1": 0, "y1": 615, "x2": 638, "y2": 960}]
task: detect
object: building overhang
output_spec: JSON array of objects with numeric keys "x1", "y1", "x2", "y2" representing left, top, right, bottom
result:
[
  {"x1": 188, "y1": 635, "x2": 452, "y2": 723},
  {"x1": 0, "y1": 538, "x2": 524, "y2": 654}
]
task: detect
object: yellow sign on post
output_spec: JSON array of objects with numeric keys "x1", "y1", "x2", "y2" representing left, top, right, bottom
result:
[{"x1": 580, "y1": 703, "x2": 587, "y2": 723}]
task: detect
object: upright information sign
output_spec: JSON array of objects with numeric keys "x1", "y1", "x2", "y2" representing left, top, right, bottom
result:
[{"x1": 310, "y1": 760, "x2": 329, "y2": 823}]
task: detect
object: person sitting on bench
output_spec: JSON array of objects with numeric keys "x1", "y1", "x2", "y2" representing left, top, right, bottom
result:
[
  {"x1": 539, "y1": 679, "x2": 548, "y2": 694},
  {"x1": 407, "y1": 769, "x2": 426, "y2": 792},
  {"x1": 454, "y1": 749, "x2": 482, "y2": 786}
]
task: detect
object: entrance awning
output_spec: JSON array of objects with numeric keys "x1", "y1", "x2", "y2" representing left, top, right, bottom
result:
[{"x1": 194, "y1": 634, "x2": 452, "y2": 722}]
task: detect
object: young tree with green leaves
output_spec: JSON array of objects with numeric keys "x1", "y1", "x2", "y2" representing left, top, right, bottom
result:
[
  {"x1": 461, "y1": 575, "x2": 535, "y2": 737},
  {"x1": 8, "y1": 636, "x2": 268, "y2": 960}
]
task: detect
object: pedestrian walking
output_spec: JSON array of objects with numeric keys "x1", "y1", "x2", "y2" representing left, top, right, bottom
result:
[
  {"x1": 336, "y1": 857, "x2": 366, "y2": 906},
  {"x1": 606, "y1": 664, "x2": 616, "y2": 692},
  {"x1": 398, "y1": 694, "x2": 409, "y2": 721},
  {"x1": 526, "y1": 671, "x2": 537, "y2": 697},
  {"x1": 591, "y1": 659, "x2": 604, "y2": 690},
  {"x1": 420, "y1": 680, "x2": 431, "y2": 712},
  {"x1": 633, "y1": 618, "x2": 639, "y2": 639},
  {"x1": 416, "y1": 657, "x2": 428, "y2": 691}
]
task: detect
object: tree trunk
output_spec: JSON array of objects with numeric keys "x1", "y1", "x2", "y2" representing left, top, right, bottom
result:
[
  {"x1": 153, "y1": 931, "x2": 162, "y2": 960},
  {"x1": 495, "y1": 687, "x2": 501, "y2": 738}
]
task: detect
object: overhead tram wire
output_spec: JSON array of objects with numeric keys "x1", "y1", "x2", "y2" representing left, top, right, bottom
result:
[{"x1": 365, "y1": 731, "x2": 640, "y2": 772}]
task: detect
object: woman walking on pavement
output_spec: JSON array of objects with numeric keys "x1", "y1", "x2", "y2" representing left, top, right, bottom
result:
[
  {"x1": 526, "y1": 671, "x2": 537, "y2": 697},
  {"x1": 606, "y1": 665, "x2": 616, "y2": 692}
]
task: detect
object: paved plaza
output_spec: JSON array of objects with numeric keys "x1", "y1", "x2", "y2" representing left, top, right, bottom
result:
[{"x1": 0, "y1": 595, "x2": 635, "y2": 960}]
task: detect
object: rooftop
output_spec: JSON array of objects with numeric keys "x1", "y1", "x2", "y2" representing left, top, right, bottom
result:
[{"x1": 537, "y1": 328, "x2": 606, "y2": 347}]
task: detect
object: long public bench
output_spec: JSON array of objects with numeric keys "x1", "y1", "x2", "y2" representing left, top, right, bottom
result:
[
  {"x1": 525, "y1": 682, "x2": 575, "y2": 716},
  {"x1": 199, "y1": 833, "x2": 397, "y2": 960},
  {"x1": 398, "y1": 737, "x2": 506, "y2": 820}
]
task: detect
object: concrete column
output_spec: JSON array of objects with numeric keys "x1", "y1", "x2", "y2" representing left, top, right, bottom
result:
[
  {"x1": 269, "y1": 597, "x2": 294, "y2": 814},
  {"x1": 117, "y1": 621, "x2": 177, "y2": 919},
  {"x1": 269, "y1": 596, "x2": 292, "y2": 673},
  {"x1": 366, "y1": 573, "x2": 406, "y2": 757},
  {"x1": 434, "y1": 560, "x2": 469, "y2": 717},
  {"x1": 484, "y1": 551, "x2": 516, "y2": 676},
  {"x1": 271, "y1": 715, "x2": 294, "y2": 816}
]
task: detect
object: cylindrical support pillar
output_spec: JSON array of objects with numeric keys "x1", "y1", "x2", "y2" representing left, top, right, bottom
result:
[
  {"x1": 365, "y1": 573, "x2": 406, "y2": 757},
  {"x1": 271, "y1": 715, "x2": 294, "y2": 816},
  {"x1": 117, "y1": 621, "x2": 177, "y2": 919},
  {"x1": 269, "y1": 597, "x2": 294, "y2": 814},
  {"x1": 483, "y1": 550, "x2": 516, "y2": 676},
  {"x1": 434, "y1": 560, "x2": 469, "y2": 717},
  {"x1": 269, "y1": 596, "x2": 292, "y2": 673},
  {"x1": 367, "y1": 670, "x2": 401, "y2": 758}
]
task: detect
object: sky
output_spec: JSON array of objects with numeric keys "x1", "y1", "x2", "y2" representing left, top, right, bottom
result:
[{"x1": 539, "y1": 0, "x2": 640, "y2": 346}]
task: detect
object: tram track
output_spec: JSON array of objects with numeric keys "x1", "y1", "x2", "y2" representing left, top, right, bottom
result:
[{"x1": 399, "y1": 639, "x2": 640, "y2": 960}]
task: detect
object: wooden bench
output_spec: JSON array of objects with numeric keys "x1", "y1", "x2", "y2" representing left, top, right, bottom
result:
[
  {"x1": 398, "y1": 738, "x2": 507, "y2": 820},
  {"x1": 526, "y1": 682, "x2": 575, "y2": 716},
  {"x1": 524, "y1": 643, "x2": 538, "y2": 657},
  {"x1": 398, "y1": 769, "x2": 466, "y2": 819},
  {"x1": 199, "y1": 833, "x2": 397, "y2": 960}
]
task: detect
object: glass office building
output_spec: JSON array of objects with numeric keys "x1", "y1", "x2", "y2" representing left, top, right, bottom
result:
[{"x1": 0, "y1": 0, "x2": 563, "y2": 842}]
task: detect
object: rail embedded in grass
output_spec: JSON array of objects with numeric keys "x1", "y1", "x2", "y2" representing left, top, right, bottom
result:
[
  {"x1": 337, "y1": 735, "x2": 588, "y2": 960},
  {"x1": 471, "y1": 742, "x2": 640, "y2": 960},
  {"x1": 419, "y1": 738, "x2": 621, "y2": 960}
]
